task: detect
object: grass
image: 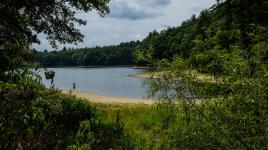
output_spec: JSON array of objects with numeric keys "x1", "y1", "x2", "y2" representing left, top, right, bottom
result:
[
  {"x1": 95, "y1": 103, "x2": 161, "y2": 131},
  {"x1": 92, "y1": 102, "x2": 184, "y2": 146}
]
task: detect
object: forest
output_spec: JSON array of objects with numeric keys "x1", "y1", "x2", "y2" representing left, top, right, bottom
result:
[
  {"x1": 34, "y1": 41, "x2": 139, "y2": 67},
  {"x1": 134, "y1": 1, "x2": 267, "y2": 70},
  {"x1": 1, "y1": 0, "x2": 267, "y2": 149}
]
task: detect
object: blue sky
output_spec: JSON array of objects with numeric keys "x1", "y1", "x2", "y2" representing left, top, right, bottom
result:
[{"x1": 33, "y1": 0, "x2": 216, "y2": 51}]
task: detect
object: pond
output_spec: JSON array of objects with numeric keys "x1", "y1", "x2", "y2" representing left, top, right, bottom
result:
[{"x1": 40, "y1": 67, "x2": 148, "y2": 99}]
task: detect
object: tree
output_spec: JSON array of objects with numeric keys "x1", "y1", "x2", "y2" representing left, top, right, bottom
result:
[
  {"x1": 62, "y1": 47, "x2": 67, "y2": 51},
  {"x1": 0, "y1": 0, "x2": 110, "y2": 81},
  {"x1": 0, "y1": 0, "x2": 110, "y2": 47},
  {"x1": 137, "y1": 0, "x2": 267, "y2": 148}
]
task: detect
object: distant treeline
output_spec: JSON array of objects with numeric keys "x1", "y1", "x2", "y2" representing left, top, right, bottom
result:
[{"x1": 33, "y1": 41, "x2": 140, "y2": 67}]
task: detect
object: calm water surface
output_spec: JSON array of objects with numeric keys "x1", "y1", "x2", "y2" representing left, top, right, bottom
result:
[{"x1": 41, "y1": 67, "x2": 148, "y2": 98}]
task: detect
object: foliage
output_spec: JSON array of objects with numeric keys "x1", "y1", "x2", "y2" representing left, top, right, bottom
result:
[
  {"x1": 133, "y1": 0, "x2": 268, "y2": 149},
  {"x1": 135, "y1": 0, "x2": 268, "y2": 148},
  {"x1": 0, "y1": 38, "x2": 38, "y2": 82},
  {"x1": 0, "y1": 77, "x2": 134, "y2": 149},
  {"x1": 33, "y1": 41, "x2": 140, "y2": 67},
  {"x1": 0, "y1": 0, "x2": 110, "y2": 81},
  {"x1": 0, "y1": 0, "x2": 110, "y2": 48},
  {"x1": 145, "y1": 53, "x2": 267, "y2": 148},
  {"x1": 0, "y1": 0, "x2": 135, "y2": 149},
  {"x1": 94, "y1": 103, "x2": 185, "y2": 150},
  {"x1": 134, "y1": 0, "x2": 267, "y2": 70},
  {"x1": 1, "y1": 0, "x2": 268, "y2": 149}
]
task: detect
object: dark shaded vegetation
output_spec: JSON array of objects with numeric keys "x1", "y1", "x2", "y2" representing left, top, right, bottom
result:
[
  {"x1": 0, "y1": 82, "x2": 134, "y2": 149},
  {"x1": 0, "y1": 0, "x2": 133, "y2": 149},
  {"x1": 34, "y1": 41, "x2": 140, "y2": 67}
]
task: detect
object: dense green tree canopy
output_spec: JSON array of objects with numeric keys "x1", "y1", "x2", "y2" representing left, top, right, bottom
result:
[
  {"x1": 135, "y1": 0, "x2": 268, "y2": 75},
  {"x1": 34, "y1": 41, "x2": 140, "y2": 66}
]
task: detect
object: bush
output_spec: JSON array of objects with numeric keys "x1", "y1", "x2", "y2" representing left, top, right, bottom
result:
[{"x1": 0, "y1": 78, "x2": 133, "y2": 149}]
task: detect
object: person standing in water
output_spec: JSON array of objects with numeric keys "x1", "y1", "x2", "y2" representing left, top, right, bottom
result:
[{"x1": 73, "y1": 82, "x2": 76, "y2": 90}]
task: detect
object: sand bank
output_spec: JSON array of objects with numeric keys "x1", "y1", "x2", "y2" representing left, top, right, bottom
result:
[
  {"x1": 62, "y1": 90, "x2": 154, "y2": 104},
  {"x1": 128, "y1": 72, "x2": 160, "y2": 79},
  {"x1": 129, "y1": 71, "x2": 217, "y2": 83}
]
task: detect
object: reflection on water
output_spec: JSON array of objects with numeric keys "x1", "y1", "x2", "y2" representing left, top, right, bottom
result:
[{"x1": 40, "y1": 67, "x2": 148, "y2": 99}]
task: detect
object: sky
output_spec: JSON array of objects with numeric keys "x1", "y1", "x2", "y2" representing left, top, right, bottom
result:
[{"x1": 32, "y1": 0, "x2": 216, "y2": 51}]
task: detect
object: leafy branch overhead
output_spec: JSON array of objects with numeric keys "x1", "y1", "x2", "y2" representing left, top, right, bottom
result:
[{"x1": 0, "y1": 0, "x2": 110, "y2": 47}]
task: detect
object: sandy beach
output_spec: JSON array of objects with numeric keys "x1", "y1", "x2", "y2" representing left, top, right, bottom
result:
[
  {"x1": 128, "y1": 72, "x2": 160, "y2": 79},
  {"x1": 129, "y1": 71, "x2": 217, "y2": 83},
  {"x1": 62, "y1": 90, "x2": 154, "y2": 104}
]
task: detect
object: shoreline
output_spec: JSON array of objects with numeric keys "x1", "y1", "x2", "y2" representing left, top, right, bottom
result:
[
  {"x1": 40, "y1": 65, "x2": 150, "y2": 69},
  {"x1": 128, "y1": 72, "x2": 160, "y2": 79},
  {"x1": 62, "y1": 90, "x2": 154, "y2": 105}
]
